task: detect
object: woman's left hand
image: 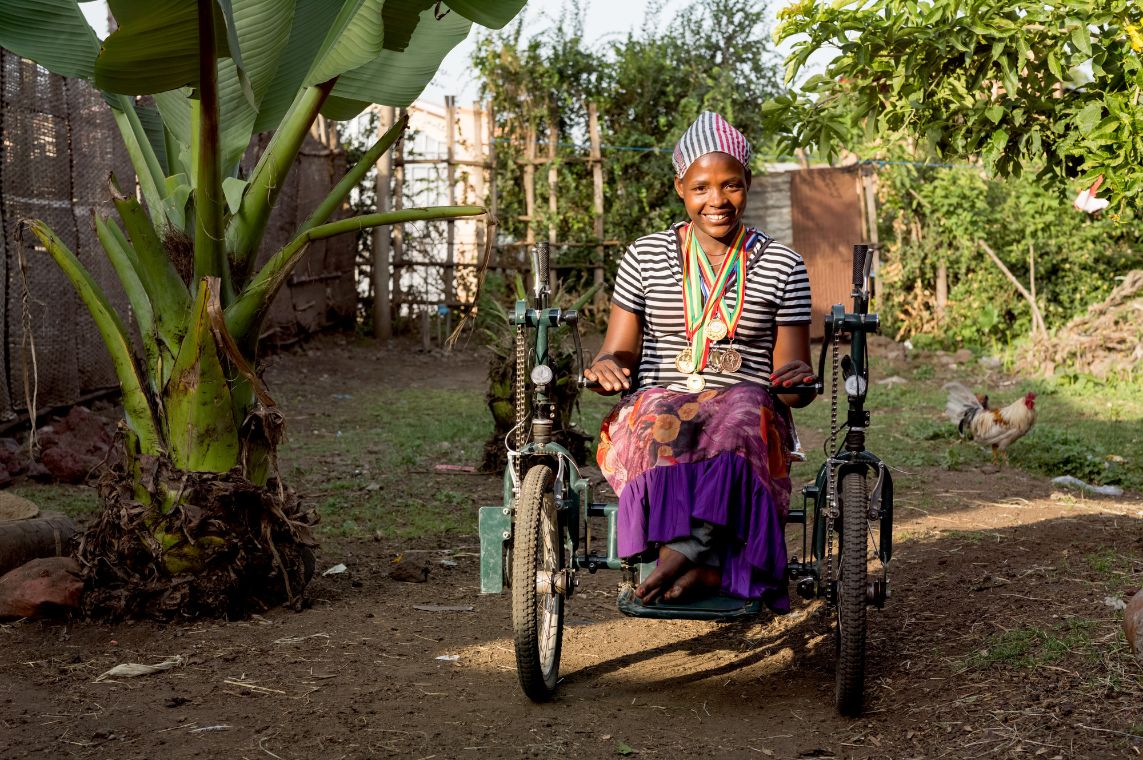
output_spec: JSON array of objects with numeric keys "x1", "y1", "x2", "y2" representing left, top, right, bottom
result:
[{"x1": 770, "y1": 360, "x2": 815, "y2": 389}]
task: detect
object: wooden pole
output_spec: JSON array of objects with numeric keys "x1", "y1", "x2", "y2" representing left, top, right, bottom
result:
[
  {"x1": 392, "y1": 108, "x2": 406, "y2": 324},
  {"x1": 445, "y1": 95, "x2": 457, "y2": 307},
  {"x1": 471, "y1": 101, "x2": 486, "y2": 273},
  {"x1": 372, "y1": 106, "x2": 395, "y2": 341},
  {"x1": 487, "y1": 100, "x2": 499, "y2": 276},
  {"x1": 936, "y1": 262, "x2": 948, "y2": 315},
  {"x1": 587, "y1": 103, "x2": 605, "y2": 309}
]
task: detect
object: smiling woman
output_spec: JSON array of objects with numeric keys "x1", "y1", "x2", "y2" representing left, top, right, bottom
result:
[{"x1": 583, "y1": 111, "x2": 816, "y2": 608}]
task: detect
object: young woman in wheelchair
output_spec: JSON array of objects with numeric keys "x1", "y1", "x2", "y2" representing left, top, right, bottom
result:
[{"x1": 583, "y1": 112, "x2": 816, "y2": 610}]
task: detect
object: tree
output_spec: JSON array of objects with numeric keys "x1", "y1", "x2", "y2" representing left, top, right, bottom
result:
[
  {"x1": 766, "y1": 0, "x2": 1143, "y2": 211},
  {"x1": 473, "y1": 0, "x2": 783, "y2": 288},
  {"x1": 0, "y1": 0, "x2": 526, "y2": 618}
]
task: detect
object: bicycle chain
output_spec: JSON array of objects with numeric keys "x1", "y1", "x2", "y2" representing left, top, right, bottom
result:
[
  {"x1": 514, "y1": 323, "x2": 526, "y2": 488},
  {"x1": 824, "y1": 322, "x2": 842, "y2": 599}
]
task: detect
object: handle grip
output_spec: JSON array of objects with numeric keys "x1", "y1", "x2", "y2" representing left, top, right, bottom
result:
[
  {"x1": 772, "y1": 381, "x2": 823, "y2": 399},
  {"x1": 531, "y1": 242, "x2": 550, "y2": 299},
  {"x1": 852, "y1": 244, "x2": 869, "y2": 288}
]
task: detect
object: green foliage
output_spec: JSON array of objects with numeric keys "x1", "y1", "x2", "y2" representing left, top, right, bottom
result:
[
  {"x1": 0, "y1": 1, "x2": 520, "y2": 474},
  {"x1": 877, "y1": 163, "x2": 1143, "y2": 346},
  {"x1": 769, "y1": 0, "x2": 1143, "y2": 211},
  {"x1": 472, "y1": 0, "x2": 782, "y2": 290}
]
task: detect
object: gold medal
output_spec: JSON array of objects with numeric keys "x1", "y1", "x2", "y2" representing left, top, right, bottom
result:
[
  {"x1": 686, "y1": 373, "x2": 706, "y2": 392},
  {"x1": 719, "y1": 347, "x2": 742, "y2": 373},
  {"x1": 674, "y1": 348, "x2": 696, "y2": 374},
  {"x1": 705, "y1": 318, "x2": 728, "y2": 342}
]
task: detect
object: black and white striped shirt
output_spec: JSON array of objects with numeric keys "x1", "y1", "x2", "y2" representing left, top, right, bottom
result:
[{"x1": 612, "y1": 222, "x2": 812, "y2": 391}]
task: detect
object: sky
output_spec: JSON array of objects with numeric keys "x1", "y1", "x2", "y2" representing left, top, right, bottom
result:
[{"x1": 423, "y1": 0, "x2": 683, "y2": 103}]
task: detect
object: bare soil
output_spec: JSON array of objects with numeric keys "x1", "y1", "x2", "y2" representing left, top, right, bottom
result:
[{"x1": 2, "y1": 337, "x2": 1141, "y2": 759}]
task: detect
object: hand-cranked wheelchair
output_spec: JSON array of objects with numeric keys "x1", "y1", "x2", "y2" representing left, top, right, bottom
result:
[{"x1": 477, "y1": 242, "x2": 894, "y2": 716}]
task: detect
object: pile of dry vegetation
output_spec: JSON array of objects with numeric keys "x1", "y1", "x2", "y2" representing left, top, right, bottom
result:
[{"x1": 1027, "y1": 270, "x2": 1143, "y2": 378}]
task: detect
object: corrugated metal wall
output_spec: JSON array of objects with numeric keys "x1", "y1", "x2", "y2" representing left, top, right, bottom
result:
[{"x1": 749, "y1": 166, "x2": 864, "y2": 339}]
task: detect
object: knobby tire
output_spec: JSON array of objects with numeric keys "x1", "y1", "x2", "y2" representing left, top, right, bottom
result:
[
  {"x1": 511, "y1": 464, "x2": 565, "y2": 701},
  {"x1": 835, "y1": 469, "x2": 869, "y2": 716}
]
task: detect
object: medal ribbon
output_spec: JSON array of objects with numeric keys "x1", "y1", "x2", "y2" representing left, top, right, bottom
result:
[
  {"x1": 693, "y1": 225, "x2": 747, "y2": 339},
  {"x1": 680, "y1": 223, "x2": 747, "y2": 373}
]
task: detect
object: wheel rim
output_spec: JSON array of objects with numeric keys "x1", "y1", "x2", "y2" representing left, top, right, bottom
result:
[{"x1": 536, "y1": 495, "x2": 561, "y2": 675}]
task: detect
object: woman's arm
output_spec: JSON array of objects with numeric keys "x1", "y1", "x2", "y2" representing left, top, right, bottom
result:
[
  {"x1": 583, "y1": 304, "x2": 642, "y2": 395},
  {"x1": 771, "y1": 323, "x2": 816, "y2": 408}
]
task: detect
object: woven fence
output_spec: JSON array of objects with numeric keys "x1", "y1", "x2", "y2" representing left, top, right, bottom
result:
[{"x1": 0, "y1": 50, "x2": 354, "y2": 421}]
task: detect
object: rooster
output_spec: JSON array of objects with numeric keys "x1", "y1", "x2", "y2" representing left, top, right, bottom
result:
[{"x1": 943, "y1": 382, "x2": 1037, "y2": 465}]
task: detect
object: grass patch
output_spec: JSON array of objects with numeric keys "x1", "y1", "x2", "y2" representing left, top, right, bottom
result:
[
  {"x1": 9, "y1": 483, "x2": 101, "y2": 519},
  {"x1": 963, "y1": 619, "x2": 1099, "y2": 671},
  {"x1": 1080, "y1": 547, "x2": 1140, "y2": 593},
  {"x1": 279, "y1": 388, "x2": 490, "y2": 541},
  {"x1": 786, "y1": 355, "x2": 1143, "y2": 492}
]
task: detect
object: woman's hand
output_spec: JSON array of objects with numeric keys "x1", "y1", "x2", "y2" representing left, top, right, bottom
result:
[
  {"x1": 770, "y1": 360, "x2": 815, "y2": 389},
  {"x1": 584, "y1": 353, "x2": 631, "y2": 395}
]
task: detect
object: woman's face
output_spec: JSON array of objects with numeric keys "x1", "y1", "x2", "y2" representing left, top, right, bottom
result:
[{"x1": 674, "y1": 152, "x2": 750, "y2": 243}]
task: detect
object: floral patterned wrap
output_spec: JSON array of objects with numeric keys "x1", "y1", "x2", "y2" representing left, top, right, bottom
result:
[{"x1": 597, "y1": 381, "x2": 795, "y2": 606}]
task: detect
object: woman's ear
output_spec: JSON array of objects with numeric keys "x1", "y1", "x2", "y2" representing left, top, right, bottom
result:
[
  {"x1": 674, "y1": 175, "x2": 684, "y2": 199},
  {"x1": 745, "y1": 168, "x2": 753, "y2": 189}
]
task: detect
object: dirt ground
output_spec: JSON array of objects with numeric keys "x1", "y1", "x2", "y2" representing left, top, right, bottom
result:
[{"x1": 2, "y1": 338, "x2": 1142, "y2": 759}]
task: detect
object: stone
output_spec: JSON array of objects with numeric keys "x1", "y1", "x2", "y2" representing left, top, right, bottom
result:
[
  {"x1": 1125, "y1": 590, "x2": 1143, "y2": 665},
  {"x1": 389, "y1": 562, "x2": 430, "y2": 583},
  {"x1": 952, "y1": 348, "x2": 973, "y2": 363},
  {"x1": 0, "y1": 557, "x2": 83, "y2": 619},
  {"x1": 40, "y1": 446, "x2": 92, "y2": 484}
]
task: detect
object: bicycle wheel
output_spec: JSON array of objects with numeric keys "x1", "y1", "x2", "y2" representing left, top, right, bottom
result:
[
  {"x1": 512, "y1": 464, "x2": 565, "y2": 701},
  {"x1": 835, "y1": 468, "x2": 869, "y2": 716}
]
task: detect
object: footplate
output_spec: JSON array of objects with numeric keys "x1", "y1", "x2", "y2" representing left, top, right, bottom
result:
[{"x1": 617, "y1": 587, "x2": 762, "y2": 620}]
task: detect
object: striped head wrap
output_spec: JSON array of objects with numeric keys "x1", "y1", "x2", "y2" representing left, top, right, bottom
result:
[{"x1": 672, "y1": 111, "x2": 752, "y2": 177}]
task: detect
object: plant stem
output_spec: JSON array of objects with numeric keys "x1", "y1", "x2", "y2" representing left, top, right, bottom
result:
[
  {"x1": 194, "y1": 0, "x2": 228, "y2": 298},
  {"x1": 297, "y1": 110, "x2": 410, "y2": 236},
  {"x1": 228, "y1": 80, "x2": 337, "y2": 284},
  {"x1": 109, "y1": 94, "x2": 167, "y2": 215}
]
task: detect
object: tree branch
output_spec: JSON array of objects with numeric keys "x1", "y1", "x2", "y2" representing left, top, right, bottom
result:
[{"x1": 978, "y1": 240, "x2": 1047, "y2": 339}]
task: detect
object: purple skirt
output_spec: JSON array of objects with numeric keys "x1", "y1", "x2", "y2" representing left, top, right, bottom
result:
[{"x1": 597, "y1": 382, "x2": 794, "y2": 610}]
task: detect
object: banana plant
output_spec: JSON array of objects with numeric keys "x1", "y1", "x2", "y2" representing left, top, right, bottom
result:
[{"x1": 0, "y1": 0, "x2": 527, "y2": 618}]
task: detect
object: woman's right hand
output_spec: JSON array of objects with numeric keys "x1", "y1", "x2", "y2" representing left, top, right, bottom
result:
[{"x1": 584, "y1": 353, "x2": 631, "y2": 395}]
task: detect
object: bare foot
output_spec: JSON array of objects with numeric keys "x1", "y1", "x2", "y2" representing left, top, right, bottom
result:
[
  {"x1": 635, "y1": 546, "x2": 691, "y2": 604},
  {"x1": 662, "y1": 565, "x2": 721, "y2": 602}
]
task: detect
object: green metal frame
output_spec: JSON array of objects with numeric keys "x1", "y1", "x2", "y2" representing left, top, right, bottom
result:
[{"x1": 478, "y1": 267, "x2": 897, "y2": 620}]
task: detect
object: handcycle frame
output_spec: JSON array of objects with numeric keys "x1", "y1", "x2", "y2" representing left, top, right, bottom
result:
[{"x1": 477, "y1": 242, "x2": 894, "y2": 715}]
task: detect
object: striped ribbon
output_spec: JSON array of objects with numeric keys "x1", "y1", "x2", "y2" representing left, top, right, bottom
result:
[{"x1": 680, "y1": 223, "x2": 748, "y2": 372}]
